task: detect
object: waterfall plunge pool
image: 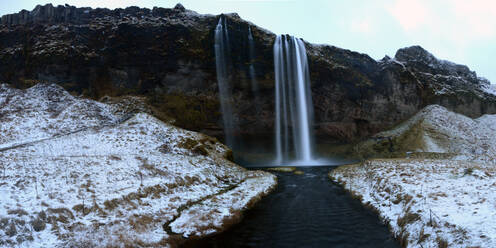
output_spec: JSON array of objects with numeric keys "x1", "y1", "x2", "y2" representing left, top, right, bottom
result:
[{"x1": 229, "y1": 134, "x2": 358, "y2": 167}]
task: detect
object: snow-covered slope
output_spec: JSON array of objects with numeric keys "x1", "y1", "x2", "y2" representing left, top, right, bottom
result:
[
  {"x1": 0, "y1": 83, "x2": 122, "y2": 150},
  {"x1": 0, "y1": 83, "x2": 276, "y2": 247},
  {"x1": 333, "y1": 105, "x2": 496, "y2": 247},
  {"x1": 330, "y1": 159, "x2": 496, "y2": 248},
  {"x1": 355, "y1": 104, "x2": 496, "y2": 160}
]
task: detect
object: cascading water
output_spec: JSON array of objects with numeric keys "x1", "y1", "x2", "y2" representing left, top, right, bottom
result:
[
  {"x1": 274, "y1": 34, "x2": 315, "y2": 164},
  {"x1": 214, "y1": 16, "x2": 235, "y2": 148},
  {"x1": 248, "y1": 26, "x2": 261, "y2": 115}
]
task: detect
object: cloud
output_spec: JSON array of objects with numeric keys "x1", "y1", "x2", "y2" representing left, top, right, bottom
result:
[
  {"x1": 451, "y1": 0, "x2": 496, "y2": 39},
  {"x1": 388, "y1": 0, "x2": 431, "y2": 31},
  {"x1": 350, "y1": 18, "x2": 375, "y2": 34},
  {"x1": 383, "y1": 0, "x2": 496, "y2": 83},
  {"x1": 387, "y1": 0, "x2": 496, "y2": 42}
]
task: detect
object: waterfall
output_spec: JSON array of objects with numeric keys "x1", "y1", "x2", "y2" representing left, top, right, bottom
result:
[
  {"x1": 248, "y1": 26, "x2": 262, "y2": 117},
  {"x1": 214, "y1": 16, "x2": 235, "y2": 148},
  {"x1": 274, "y1": 35, "x2": 315, "y2": 164}
]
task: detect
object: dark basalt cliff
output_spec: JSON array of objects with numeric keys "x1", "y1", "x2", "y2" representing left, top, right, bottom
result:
[{"x1": 1, "y1": 3, "x2": 495, "y2": 143}]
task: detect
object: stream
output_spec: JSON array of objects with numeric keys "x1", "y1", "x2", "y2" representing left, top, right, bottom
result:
[{"x1": 187, "y1": 166, "x2": 399, "y2": 247}]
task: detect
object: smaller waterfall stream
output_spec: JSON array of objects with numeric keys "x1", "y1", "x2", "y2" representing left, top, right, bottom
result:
[
  {"x1": 214, "y1": 16, "x2": 235, "y2": 148},
  {"x1": 274, "y1": 35, "x2": 315, "y2": 164},
  {"x1": 248, "y1": 26, "x2": 262, "y2": 118}
]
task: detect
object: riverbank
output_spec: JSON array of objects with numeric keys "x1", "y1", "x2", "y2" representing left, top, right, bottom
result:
[
  {"x1": 330, "y1": 159, "x2": 496, "y2": 248},
  {"x1": 196, "y1": 166, "x2": 398, "y2": 247}
]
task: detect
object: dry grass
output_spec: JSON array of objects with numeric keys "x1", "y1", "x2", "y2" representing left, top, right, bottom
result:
[
  {"x1": 437, "y1": 236, "x2": 448, "y2": 248},
  {"x1": 398, "y1": 230, "x2": 409, "y2": 248},
  {"x1": 267, "y1": 166, "x2": 296, "y2": 173},
  {"x1": 178, "y1": 137, "x2": 211, "y2": 156},
  {"x1": 7, "y1": 209, "x2": 28, "y2": 216},
  {"x1": 46, "y1": 208, "x2": 74, "y2": 224},
  {"x1": 418, "y1": 225, "x2": 430, "y2": 244},
  {"x1": 397, "y1": 212, "x2": 420, "y2": 228},
  {"x1": 137, "y1": 157, "x2": 169, "y2": 177},
  {"x1": 128, "y1": 214, "x2": 155, "y2": 233}
]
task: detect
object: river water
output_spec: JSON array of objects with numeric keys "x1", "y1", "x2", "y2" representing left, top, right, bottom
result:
[{"x1": 187, "y1": 166, "x2": 399, "y2": 248}]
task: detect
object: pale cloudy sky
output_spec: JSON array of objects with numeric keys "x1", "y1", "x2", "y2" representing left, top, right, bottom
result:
[{"x1": 1, "y1": 0, "x2": 495, "y2": 83}]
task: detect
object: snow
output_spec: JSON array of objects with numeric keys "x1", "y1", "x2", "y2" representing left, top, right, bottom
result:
[
  {"x1": 169, "y1": 174, "x2": 276, "y2": 237},
  {"x1": 359, "y1": 105, "x2": 496, "y2": 161},
  {"x1": 0, "y1": 83, "x2": 120, "y2": 150},
  {"x1": 482, "y1": 84, "x2": 496, "y2": 96},
  {"x1": 378, "y1": 56, "x2": 407, "y2": 71},
  {"x1": 333, "y1": 105, "x2": 496, "y2": 247},
  {"x1": 330, "y1": 159, "x2": 496, "y2": 248},
  {"x1": 0, "y1": 83, "x2": 276, "y2": 247}
]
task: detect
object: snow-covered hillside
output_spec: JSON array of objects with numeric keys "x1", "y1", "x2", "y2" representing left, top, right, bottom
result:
[
  {"x1": 0, "y1": 83, "x2": 276, "y2": 247},
  {"x1": 356, "y1": 104, "x2": 496, "y2": 160},
  {"x1": 330, "y1": 159, "x2": 496, "y2": 248},
  {"x1": 332, "y1": 105, "x2": 496, "y2": 247},
  {"x1": 0, "y1": 83, "x2": 122, "y2": 150}
]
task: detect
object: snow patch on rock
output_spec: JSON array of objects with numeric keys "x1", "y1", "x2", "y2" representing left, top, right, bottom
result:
[{"x1": 482, "y1": 84, "x2": 496, "y2": 96}]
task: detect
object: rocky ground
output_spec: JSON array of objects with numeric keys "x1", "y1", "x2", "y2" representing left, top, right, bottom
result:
[
  {"x1": 0, "y1": 83, "x2": 276, "y2": 247},
  {"x1": 331, "y1": 104, "x2": 496, "y2": 247}
]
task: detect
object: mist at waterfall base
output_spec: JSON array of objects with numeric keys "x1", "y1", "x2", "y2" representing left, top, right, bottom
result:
[
  {"x1": 215, "y1": 18, "x2": 354, "y2": 167},
  {"x1": 232, "y1": 134, "x2": 357, "y2": 167}
]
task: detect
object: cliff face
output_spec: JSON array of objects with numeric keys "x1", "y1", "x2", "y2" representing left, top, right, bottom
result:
[{"x1": 1, "y1": 3, "x2": 495, "y2": 143}]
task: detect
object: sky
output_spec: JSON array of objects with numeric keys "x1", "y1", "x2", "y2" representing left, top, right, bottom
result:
[{"x1": 1, "y1": 0, "x2": 495, "y2": 84}]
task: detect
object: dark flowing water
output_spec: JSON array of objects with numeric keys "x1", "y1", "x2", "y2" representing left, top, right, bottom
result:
[{"x1": 188, "y1": 166, "x2": 399, "y2": 248}]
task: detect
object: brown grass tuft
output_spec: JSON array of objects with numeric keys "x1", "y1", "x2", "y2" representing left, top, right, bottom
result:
[
  {"x1": 129, "y1": 214, "x2": 154, "y2": 233},
  {"x1": 397, "y1": 212, "x2": 420, "y2": 228},
  {"x1": 436, "y1": 237, "x2": 448, "y2": 248},
  {"x1": 399, "y1": 231, "x2": 409, "y2": 248}
]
